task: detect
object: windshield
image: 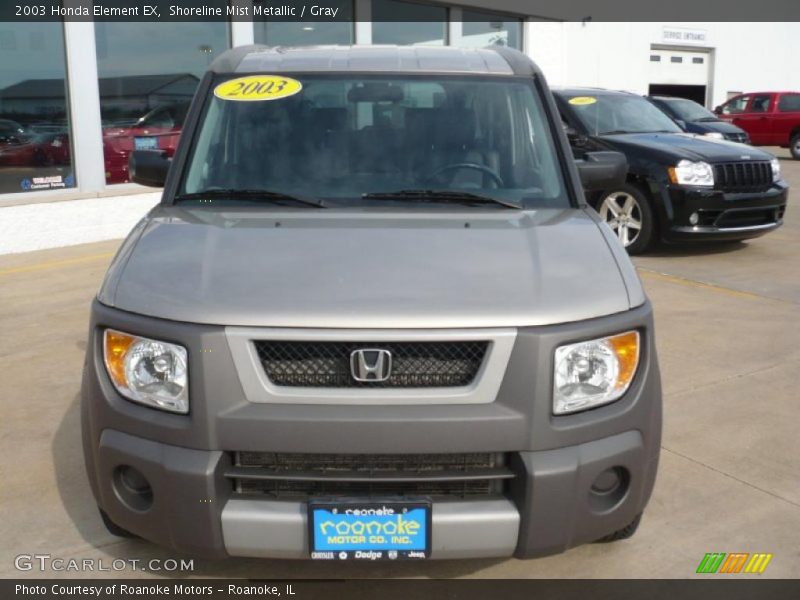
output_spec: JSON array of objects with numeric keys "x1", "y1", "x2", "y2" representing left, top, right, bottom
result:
[
  {"x1": 563, "y1": 93, "x2": 682, "y2": 136},
  {"x1": 180, "y1": 74, "x2": 568, "y2": 208},
  {"x1": 659, "y1": 97, "x2": 717, "y2": 122}
]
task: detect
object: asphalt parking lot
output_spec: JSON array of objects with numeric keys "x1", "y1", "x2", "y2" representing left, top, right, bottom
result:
[{"x1": 1, "y1": 148, "x2": 798, "y2": 579}]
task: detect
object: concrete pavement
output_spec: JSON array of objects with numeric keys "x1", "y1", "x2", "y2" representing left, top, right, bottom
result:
[{"x1": 0, "y1": 148, "x2": 797, "y2": 579}]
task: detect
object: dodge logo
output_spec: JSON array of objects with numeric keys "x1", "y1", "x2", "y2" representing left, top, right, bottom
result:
[{"x1": 350, "y1": 349, "x2": 392, "y2": 382}]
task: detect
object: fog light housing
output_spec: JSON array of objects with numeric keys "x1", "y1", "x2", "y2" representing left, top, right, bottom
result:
[
  {"x1": 113, "y1": 465, "x2": 153, "y2": 511},
  {"x1": 689, "y1": 212, "x2": 699, "y2": 226},
  {"x1": 589, "y1": 467, "x2": 630, "y2": 512}
]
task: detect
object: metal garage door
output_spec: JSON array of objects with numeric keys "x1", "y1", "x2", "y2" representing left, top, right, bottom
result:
[{"x1": 648, "y1": 48, "x2": 711, "y2": 105}]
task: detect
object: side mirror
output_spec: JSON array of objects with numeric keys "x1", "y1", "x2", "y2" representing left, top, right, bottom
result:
[
  {"x1": 575, "y1": 151, "x2": 628, "y2": 192},
  {"x1": 129, "y1": 150, "x2": 170, "y2": 187},
  {"x1": 713, "y1": 106, "x2": 722, "y2": 115},
  {"x1": 674, "y1": 119, "x2": 687, "y2": 130}
]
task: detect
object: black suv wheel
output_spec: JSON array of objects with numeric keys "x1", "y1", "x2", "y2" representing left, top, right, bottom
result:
[{"x1": 596, "y1": 183, "x2": 655, "y2": 255}]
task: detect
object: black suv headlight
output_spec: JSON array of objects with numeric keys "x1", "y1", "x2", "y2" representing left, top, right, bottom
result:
[{"x1": 668, "y1": 160, "x2": 714, "y2": 187}]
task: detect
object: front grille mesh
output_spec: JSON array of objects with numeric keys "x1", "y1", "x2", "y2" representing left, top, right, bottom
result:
[
  {"x1": 713, "y1": 161, "x2": 773, "y2": 192},
  {"x1": 254, "y1": 340, "x2": 488, "y2": 388},
  {"x1": 237, "y1": 452, "x2": 497, "y2": 471},
  {"x1": 229, "y1": 452, "x2": 509, "y2": 499}
]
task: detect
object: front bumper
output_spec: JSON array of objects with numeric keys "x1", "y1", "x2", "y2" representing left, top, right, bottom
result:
[
  {"x1": 89, "y1": 428, "x2": 655, "y2": 559},
  {"x1": 81, "y1": 301, "x2": 662, "y2": 559},
  {"x1": 658, "y1": 181, "x2": 788, "y2": 242}
]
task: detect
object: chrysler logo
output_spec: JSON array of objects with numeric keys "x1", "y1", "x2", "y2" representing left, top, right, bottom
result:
[{"x1": 350, "y1": 349, "x2": 392, "y2": 382}]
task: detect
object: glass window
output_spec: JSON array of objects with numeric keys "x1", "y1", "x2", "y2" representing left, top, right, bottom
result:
[
  {"x1": 95, "y1": 16, "x2": 229, "y2": 185},
  {"x1": 778, "y1": 93, "x2": 800, "y2": 112},
  {"x1": 372, "y1": 0, "x2": 447, "y2": 46},
  {"x1": 0, "y1": 22, "x2": 74, "y2": 195},
  {"x1": 562, "y1": 93, "x2": 683, "y2": 136},
  {"x1": 460, "y1": 10, "x2": 522, "y2": 50},
  {"x1": 671, "y1": 56, "x2": 682, "y2": 63},
  {"x1": 650, "y1": 55, "x2": 661, "y2": 62},
  {"x1": 721, "y1": 95, "x2": 750, "y2": 115},
  {"x1": 181, "y1": 74, "x2": 567, "y2": 208},
  {"x1": 255, "y1": 1, "x2": 353, "y2": 45},
  {"x1": 661, "y1": 98, "x2": 717, "y2": 122},
  {"x1": 749, "y1": 94, "x2": 771, "y2": 113}
]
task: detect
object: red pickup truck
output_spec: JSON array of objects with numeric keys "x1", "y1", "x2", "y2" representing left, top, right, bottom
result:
[{"x1": 715, "y1": 91, "x2": 800, "y2": 159}]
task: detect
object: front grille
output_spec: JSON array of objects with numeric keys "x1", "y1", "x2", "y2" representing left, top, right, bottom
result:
[
  {"x1": 713, "y1": 161, "x2": 773, "y2": 193},
  {"x1": 715, "y1": 208, "x2": 779, "y2": 228},
  {"x1": 693, "y1": 206, "x2": 782, "y2": 229},
  {"x1": 228, "y1": 452, "x2": 512, "y2": 499},
  {"x1": 254, "y1": 340, "x2": 488, "y2": 388}
]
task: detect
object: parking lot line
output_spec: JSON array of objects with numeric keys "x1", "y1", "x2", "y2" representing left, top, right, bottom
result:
[
  {"x1": 0, "y1": 252, "x2": 114, "y2": 277},
  {"x1": 637, "y1": 267, "x2": 797, "y2": 306}
]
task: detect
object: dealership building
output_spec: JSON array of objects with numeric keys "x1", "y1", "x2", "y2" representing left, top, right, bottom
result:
[{"x1": 0, "y1": 0, "x2": 798, "y2": 204}]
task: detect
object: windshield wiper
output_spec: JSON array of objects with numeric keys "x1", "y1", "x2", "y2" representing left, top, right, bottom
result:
[
  {"x1": 174, "y1": 189, "x2": 327, "y2": 208},
  {"x1": 362, "y1": 189, "x2": 522, "y2": 209}
]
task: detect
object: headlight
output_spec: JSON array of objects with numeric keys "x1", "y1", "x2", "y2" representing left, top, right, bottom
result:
[
  {"x1": 668, "y1": 160, "x2": 714, "y2": 187},
  {"x1": 770, "y1": 157, "x2": 781, "y2": 181},
  {"x1": 703, "y1": 132, "x2": 724, "y2": 140},
  {"x1": 103, "y1": 329, "x2": 189, "y2": 414},
  {"x1": 553, "y1": 331, "x2": 640, "y2": 415}
]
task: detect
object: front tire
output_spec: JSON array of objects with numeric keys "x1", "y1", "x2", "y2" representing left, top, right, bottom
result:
[
  {"x1": 99, "y1": 508, "x2": 136, "y2": 538},
  {"x1": 596, "y1": 183, "x2": 655, "y2": 255},
  {"x1": 595, "y1": 513, "x2": 642, "y2": 543},
  {"x1": 790, "y1": 132, "x2": 800, "y2": 160}
]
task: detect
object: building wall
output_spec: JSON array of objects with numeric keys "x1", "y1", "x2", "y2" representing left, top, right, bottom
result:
[{"x1": 528, "y1": 21, "x2": 800, "y2": 108}]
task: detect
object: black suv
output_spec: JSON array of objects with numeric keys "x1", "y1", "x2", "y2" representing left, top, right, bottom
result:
[{"x1": 555, "y1": 88, "x2": 787, "y2": 254}]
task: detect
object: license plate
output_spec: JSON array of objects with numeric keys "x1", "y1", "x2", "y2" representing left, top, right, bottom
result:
[
  {"x1": 134, "y1": 136, "x2": 158, "y2": 150},
  {"x1": 308, "y1": 500, "x2": 431, "y2": 560}
]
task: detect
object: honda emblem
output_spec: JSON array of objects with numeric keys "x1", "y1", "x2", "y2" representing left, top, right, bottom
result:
[{"x1": 350, "y1": 349, "x2": 392, "y2": 382}]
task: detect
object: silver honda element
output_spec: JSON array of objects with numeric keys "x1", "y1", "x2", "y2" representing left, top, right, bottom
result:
[{"x1": 81, "y1": 45, "x2": 661, "y2": 561}]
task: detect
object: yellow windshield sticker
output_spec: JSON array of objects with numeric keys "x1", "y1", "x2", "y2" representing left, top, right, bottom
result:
[
  {"x1": 214, "y1": 75, "x2": 303, "y2": 102},
  {"x1": 568, "y1": 96, "x2": 597, "y2": 105}
]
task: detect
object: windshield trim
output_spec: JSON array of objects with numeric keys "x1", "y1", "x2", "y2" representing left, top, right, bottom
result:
[{"x1": 166, "y1": 71, "x2": 578, "y2": 211}]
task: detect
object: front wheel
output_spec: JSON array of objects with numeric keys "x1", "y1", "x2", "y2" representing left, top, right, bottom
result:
[
  {"x1": 99, "y1": 508, "x2": 136, "y2": 538},
  {"x1": 594, "y1": 513, "x2": 642, "y2": 543},
  {"x1": 596, "y1": 184, "x2": 655, "y2": 255},
  {"x1": 790, "y1": 132, "x2": 800, "y2": 160}
]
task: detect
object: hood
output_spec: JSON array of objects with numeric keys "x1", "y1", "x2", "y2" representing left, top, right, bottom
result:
[
  {"x1": 684, "y1": 119, "x2": 746, "y2": 136},
  {"x1": 101, "y1": 206, "x2": 634, "y2": 329},
  {"x1": 599, "y1": 132, "x2": 773, "y2": 163}
]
